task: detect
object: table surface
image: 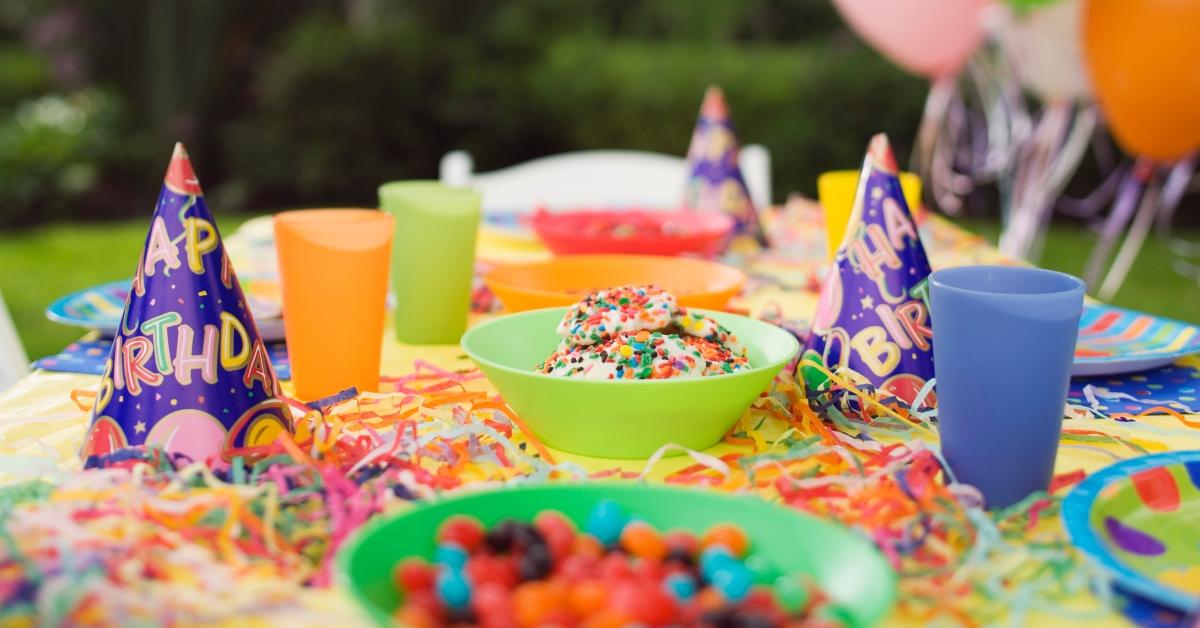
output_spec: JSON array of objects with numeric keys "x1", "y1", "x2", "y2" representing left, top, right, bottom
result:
[{"x1": 2, "y1": 202, "x2": 1197, "y2": 626}]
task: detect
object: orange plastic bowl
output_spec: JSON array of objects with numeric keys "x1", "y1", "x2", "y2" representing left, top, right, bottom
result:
[{"x1": 483, "y1": 254, "x2": 746, "y2": 312}]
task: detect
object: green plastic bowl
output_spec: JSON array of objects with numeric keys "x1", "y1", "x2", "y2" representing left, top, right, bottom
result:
[
  {"x1": 460, "y1": 307, "x2": 800, "y2": 458},
  {"x1": 338, "y1": 484, "x2": 897, "y2": 627}
]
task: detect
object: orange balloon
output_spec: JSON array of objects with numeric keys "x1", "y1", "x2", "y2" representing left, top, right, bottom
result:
[{"x1": 1083, "y1": 0, "x2": 1200, "y2": 161}]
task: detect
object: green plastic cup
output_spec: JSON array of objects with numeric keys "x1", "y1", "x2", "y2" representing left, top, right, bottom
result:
[
  {"x1": 338, "y1": 483, "x2": 898, "y2": 627},
  {"x1": 378, "y1": 181, "x2": 481, "y2": 344},
  {"x1": 460, "y1": 307, "x2": 799, "y2": 458}
]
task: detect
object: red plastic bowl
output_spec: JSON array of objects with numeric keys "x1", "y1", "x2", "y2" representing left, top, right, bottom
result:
[{"x1": 531, "y1": 209, "x2": 734, "y2": 257}]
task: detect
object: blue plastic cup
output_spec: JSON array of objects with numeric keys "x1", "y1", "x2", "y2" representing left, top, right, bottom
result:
[{"x1": 929, "y1": 266, "x2": 1085, "y2": 509}]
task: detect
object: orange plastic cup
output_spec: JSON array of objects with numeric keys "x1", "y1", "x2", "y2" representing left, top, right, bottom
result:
[{"x1": 274, "y1": 209, "x2": 393, "y2": 400}]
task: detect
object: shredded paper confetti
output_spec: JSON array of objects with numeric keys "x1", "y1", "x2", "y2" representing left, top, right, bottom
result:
[{"x1": 2, "y1": 353, "x2": 1175, "y2": 625}]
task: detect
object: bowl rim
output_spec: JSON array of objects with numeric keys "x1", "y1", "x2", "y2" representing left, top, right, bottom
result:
[
  {"x1": 481, "y1": 254, "x2": 748, "y2": 303},
  {"x1": 460, "y1": 306, "x2": 800, "y2": 386},
  {"x1": 337, "y1": 481, "x2": 898, "y2": 628}
]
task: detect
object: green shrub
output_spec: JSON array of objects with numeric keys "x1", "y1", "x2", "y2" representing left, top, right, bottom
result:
[
  {"x1": 225, "y1": 9, "x2": 927, "y2": 207},
  {"x1": 0, "y1": 88, "x2": 123, "y2": 227}
]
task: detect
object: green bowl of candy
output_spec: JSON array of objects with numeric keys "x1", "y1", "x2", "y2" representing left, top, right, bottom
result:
[
  {"x1": 460, "y1": 307, "x2": 799, "y2": 459},
  {"x1": 338, "y1": 483, "x2": 897, "y2": 627}
]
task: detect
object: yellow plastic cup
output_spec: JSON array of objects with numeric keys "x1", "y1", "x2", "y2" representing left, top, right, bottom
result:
[
  {"x1": 817, "y1": 170, "x2": 922, "y2": 260},
  {"x1": 274, "y1": 209, "x2": 393, "y2": 400}
]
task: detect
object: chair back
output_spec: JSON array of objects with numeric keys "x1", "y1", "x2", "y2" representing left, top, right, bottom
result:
[
  {"x1": 0, "y1": 289, "x2": 29, "y2": 392},
  {"x1": 440, "y1": 146, "x2": 772, "y2": 214}
]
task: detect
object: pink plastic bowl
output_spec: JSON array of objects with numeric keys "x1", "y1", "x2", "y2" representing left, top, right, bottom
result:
[{"x1": 531, "y1": 209, "x2": 734, "y2": 257}]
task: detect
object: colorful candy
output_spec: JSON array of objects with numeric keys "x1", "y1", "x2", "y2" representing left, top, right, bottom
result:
[{"x1": 391, "y1": 503, "x2": 840, "y2": 626}]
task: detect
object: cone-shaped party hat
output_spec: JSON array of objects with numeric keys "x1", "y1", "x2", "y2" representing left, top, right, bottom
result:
[
  {"x1": 684, "y1": 85, "x2": 767, "y2": 249},
  {"x1": 80, "y1": 143, "x2": 291, "y2": 466},
  {"x1": 798, "y1": 134, "x2": 934, "y2": 405}
]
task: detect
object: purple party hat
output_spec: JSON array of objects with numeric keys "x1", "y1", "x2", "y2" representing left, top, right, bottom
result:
[
  {"x1": 684, "y1": 86, "x2": 767, "y2": 249},
  {"x1": 80, "y1": 143, "x2": 291, "y2": 466},
  {"x1": 798, "y1": 134, "x2": 934, "y2": 406}
]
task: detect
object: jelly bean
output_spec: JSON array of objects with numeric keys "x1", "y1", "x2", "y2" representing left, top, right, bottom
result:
[
  {"x1": 701, "y1": 523, "x2": 749, "y2": 558},
  {"x1": 392, "y1": 505, "x2": 837, "y2": 626},
  {"x1": 579, "y1": 609, "x2": 632, "y2": 628},
  {"x1": 610, "y1": 581, "x2": 676, "y2": 626},
  {"x1": 394, "y1": 603, "x2": 437, "y2": 628},
  {"x1": 572, "y1": 533, "x2": 604, "y2": 559},
  {"x1": 662, "y1": 572, "x2": 696, "y2": 601},
  {"x1": 620, "y1": 520, "x2": 667, "y2": 561},
  {"x1": 485, "y1": 519, "x2": 522, "y2": 553},
  {"x1": 512, "y1": 581, "x2": 565, "y2": 628},
  {"x1": 404, "y1": 589, "x2": 446, "y2": 623},
  {"x1": 513, "y1": 523, "x2": 546, "y2": 550},
  {"x1": 663, "y1": 530, "x2": 699, "y2": 556},
  {"x1": 726, "y1": 612, "x2": 775, "y2": 628},
  {"x1": 584, "y1": 499, "x2": 628, "y2": 545},
  {"x1": 438, "y1": 515, "x2": 485, "y2": 552},
  {"x1": 435, "y1": 567, "x2": 472, "y2": 609},
  {"x1": 534, "y1": 510, "x2": 577, "y2": 559},
  {"x1": 743, "y1": 586, "x2": 787, "y2": 618},
  {"x1": 435, "y1": 542, "x2": 469, "y2": 571},
  {"x1": 596, "y1": 552, "x2": 633, "y2": 581},
  {"x1": 446, "y1": 606, "x2": 477, "y2": 625},
  {"x1": 630, "y1": 555, "x2": 666, "y2": 581},
  {"x1": 468, "y1": 583, "x2": 511, "y2": 619},
  {"x1": 555, "y1": 553, "x2": 597, "y2": 582},
  {"x1": 518, "y1": 543, "x2": 554, "y2": 581},
  {"x1": 772, "y1": 575, "x2": 809, "y2": 612},
  {"x1": 466, "y1": 553, "x2": 517, "y2": 588},
  {"x1": 394, "y1": 557, "x2": 436, "y2": 592},
  {"x1": 711, "y1": 563, "x2": 753, "y2": 601},
  {"x1": 742, "y1": 553, "x2": 779, "y2": 584},
  {"x1": 663, "y1": 546, "x2": 695, "y2": 569},
  {"x1": 568, "y1": 579, "x2": 609, "y2": 615},
  {"x1": 699, "y1": 546, "x2": 737, "y2": 582}
]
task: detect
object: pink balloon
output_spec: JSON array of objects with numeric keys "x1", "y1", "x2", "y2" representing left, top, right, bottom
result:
[
  {"x1": 833, "y1": 0, "x2": 994, "y2": 79},
  {"x1": 145, "y1": 409, "x2": 229, "y2": 465}
]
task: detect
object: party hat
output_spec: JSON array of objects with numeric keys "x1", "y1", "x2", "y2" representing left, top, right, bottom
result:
[
  {"x1": 684, "y1": 85, "x2": 767, "y2": 248},
  {"x1": 798, "y1": 134, "x2": 934, "y2": 405},
  {"x1": 80, "y1": 143, "x2": 291, "y2": 466}
]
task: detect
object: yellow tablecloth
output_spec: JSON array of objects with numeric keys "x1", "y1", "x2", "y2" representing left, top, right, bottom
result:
[{"x1": 2, "y1": 203, "x2": 1196, "y2": 626}]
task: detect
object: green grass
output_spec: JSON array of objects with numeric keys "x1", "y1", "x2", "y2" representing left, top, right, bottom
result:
[
  {"x1": 0, "y1": 215, "x2": 258, "y2": 360},
  {"x1": 1, "y1": 216, "x2": 1197, "y2": 361},
  {"x1": 955, "y1": 218, "x2": 1200, "y2": 326}
]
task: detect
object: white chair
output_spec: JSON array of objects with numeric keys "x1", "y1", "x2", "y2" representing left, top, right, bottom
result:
[
  {"x1": 440, "y1": 146, "x2": 772, "y2": 214},
  {"x1": 0, "y1": 289, "x2": 29, "y2": 392}
]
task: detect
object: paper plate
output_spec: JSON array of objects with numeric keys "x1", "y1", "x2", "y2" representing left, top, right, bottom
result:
[
  {"x1": 1072, "y1": 304, "x2": 1200, "y2": 376},
  {"x1": 1062, "y1": 450, "x2": 1200, "y2": 611},
  {"x1": 46, "y1": 279, "x2": 286, "y2": 342},
  {"x1": 338, "y1": 483, "x2": 897, "y2": 628},
  {"x1": 461, "y1": 307, "x2": 798, "y2": 458}
]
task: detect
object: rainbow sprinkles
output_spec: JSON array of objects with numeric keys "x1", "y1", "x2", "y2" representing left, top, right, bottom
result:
[{"x1": 538, "y1": 285, "x2": 750, "y2": 380}]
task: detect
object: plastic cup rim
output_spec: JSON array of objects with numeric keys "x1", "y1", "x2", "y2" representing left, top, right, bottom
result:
[
  {"x1": 273, "y1": 207, "x2": 390, "y2": 225},
  {"x1": 929, "y1": 265, "x2": 1086, "y2": 300},
  {"x1": 378, "y1": 180, "x2": 481, "y2": 198}
]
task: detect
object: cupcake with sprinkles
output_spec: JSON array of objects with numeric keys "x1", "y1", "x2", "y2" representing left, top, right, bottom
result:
[{"x1": 538, "y1": 285, "x2": 750, "y2": 380}]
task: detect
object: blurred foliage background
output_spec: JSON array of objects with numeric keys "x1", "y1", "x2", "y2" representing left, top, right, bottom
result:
[
  {"x1": 0, "y1": 0, "x2": 1196, "y2": 359},
  {"x1": 0, "y1": 0, "x2": 928, "y2": 228}
]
